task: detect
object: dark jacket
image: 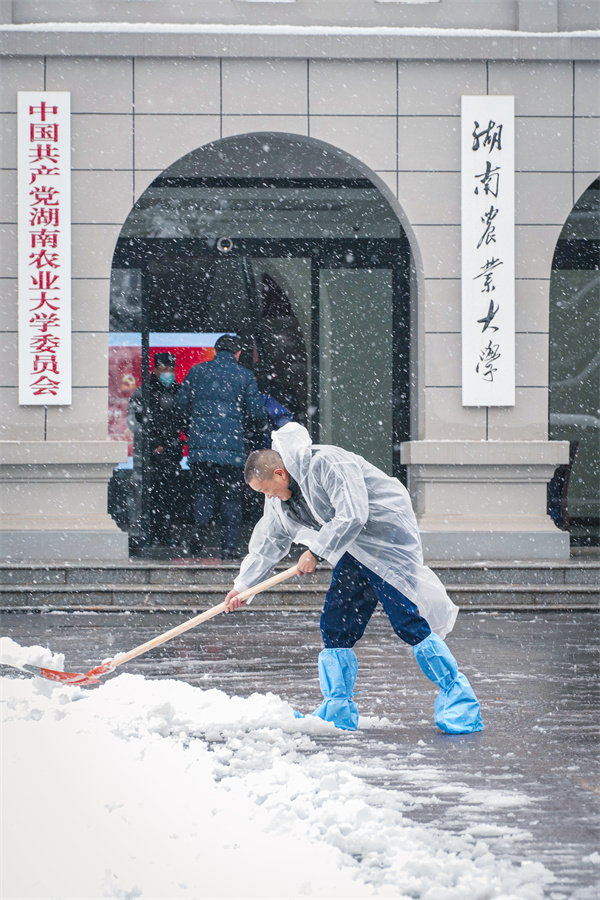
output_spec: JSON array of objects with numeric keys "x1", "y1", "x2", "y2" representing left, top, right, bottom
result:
[
  {"x1": 175, "y1": 351, "x2": 268, "y2": 467},
  {"x1": 128, "y1": 376, "x2": 183, "y2": 463}
]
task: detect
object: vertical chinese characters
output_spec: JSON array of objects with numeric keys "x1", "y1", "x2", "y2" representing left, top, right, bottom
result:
[
  {"x1": 461, "y1": 97, "x2": 515, "y2": 406},
  {"x1": 18, "y1": 93, "x2": 71, "y2": 405},
  {"x1": 472, "y1": 119, "x2": 504, "y2": 382},
  {"x1": 29, "y1": 103, "x2": 61, "y2": 395}
]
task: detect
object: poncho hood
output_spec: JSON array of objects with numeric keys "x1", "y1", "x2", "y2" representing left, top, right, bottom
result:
[{"x1": 271, "y1": 422, "x2": 314, "y2": 486}]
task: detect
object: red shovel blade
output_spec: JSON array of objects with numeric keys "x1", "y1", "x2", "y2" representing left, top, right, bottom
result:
[{"x1": 22, "y1": 659, "x2": 114, "y2": 686}]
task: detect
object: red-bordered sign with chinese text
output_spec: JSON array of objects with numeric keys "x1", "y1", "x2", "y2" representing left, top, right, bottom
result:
[
  {"x1": 18, "y1": 91, "x2": 71, "y2": 405},
  {"x1": 461, "y1": 95, "x2": 515, "y2": 407}
]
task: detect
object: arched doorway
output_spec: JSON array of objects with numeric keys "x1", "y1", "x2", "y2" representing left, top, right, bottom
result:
[
  {"x1": 548, "y1": 177, "x2": 599, "y2": 546},
  {"x1": 107, "y1": 133, "x2": 413, "y2": 556}
]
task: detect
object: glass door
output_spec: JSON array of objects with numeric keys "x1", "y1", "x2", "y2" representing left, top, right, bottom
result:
[
  {"x1": 318, "y1": 267, "x2": 394, "y2": 474},
  {"x1": 110, "y1": 234, "x2": 410, "y2": 552}
]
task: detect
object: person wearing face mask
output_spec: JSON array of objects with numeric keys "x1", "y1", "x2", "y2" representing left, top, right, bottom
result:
[{"x1": 128, "y1": 352, "x2": 184, "y2": 546}]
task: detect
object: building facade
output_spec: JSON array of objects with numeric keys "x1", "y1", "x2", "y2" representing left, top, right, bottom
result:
[{"x1": 1, "y1": 0, "x2": 598, "y2": 561}]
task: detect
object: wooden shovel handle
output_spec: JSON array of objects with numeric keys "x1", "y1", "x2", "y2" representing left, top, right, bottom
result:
[
  {"x1": 235, "y1": 564, "x2": 299, "y2": 602},
  {"x1": 111, "y1": 564, "x2": 299, "y2": 670}
]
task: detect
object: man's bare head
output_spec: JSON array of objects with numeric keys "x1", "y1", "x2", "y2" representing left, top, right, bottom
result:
[
  {"x1": 244, "y1": 449, "x2": 284, "y2": 484},
  {"x1": 244, "y1": 449, "x2": 292, "y2": 500}
]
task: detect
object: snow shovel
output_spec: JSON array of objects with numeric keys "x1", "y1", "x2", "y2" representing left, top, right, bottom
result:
[{"x1": 8, "y1": 564, "x2": 299, "y2": 687}]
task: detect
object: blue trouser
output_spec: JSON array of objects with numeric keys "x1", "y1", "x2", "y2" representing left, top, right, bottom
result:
[
  {"x1": 190, "y1": 462, "x2": 243, "y2": 555},
  {"x1": 320, "y1": 553, "x2": 432, "y2": 648},
  {"x1": 312, "y1": 553, "x2": 483, "y2": 734}
]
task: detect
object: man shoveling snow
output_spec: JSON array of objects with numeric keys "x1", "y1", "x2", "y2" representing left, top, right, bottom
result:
[{"x1": 225, "y1": 422, "x2": 483, "y2": 735}]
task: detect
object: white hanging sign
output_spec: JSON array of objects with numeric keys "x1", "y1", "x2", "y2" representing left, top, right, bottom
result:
[
  {"x1": 18, "y1": 91, "x2": 71, "y2": 405},
  {"x1": 461, "y1": 95, "x2": 515, "y2": 407}
]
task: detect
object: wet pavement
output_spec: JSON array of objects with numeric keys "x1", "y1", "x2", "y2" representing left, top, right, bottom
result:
[{"x1": 2, "y1": 607, "x2": 599, "y2": 899}]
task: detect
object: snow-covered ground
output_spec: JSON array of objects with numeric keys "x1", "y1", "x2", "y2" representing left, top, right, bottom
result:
[{"x1": 0, "y1": 635, "x2": 562, "y2": 900}]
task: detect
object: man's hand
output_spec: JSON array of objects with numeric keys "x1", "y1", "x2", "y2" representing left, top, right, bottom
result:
[
  {"x1": 224, "y1": 587, "x2": 249, "y2": 613},
  {"x1": 297, "y1": 550, "x2": 318, "y2": 575}
]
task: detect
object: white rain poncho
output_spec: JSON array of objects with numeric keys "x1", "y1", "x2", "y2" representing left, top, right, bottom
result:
[{"x1": 235, "y1": 423, "x2": 458, "y2": 639}]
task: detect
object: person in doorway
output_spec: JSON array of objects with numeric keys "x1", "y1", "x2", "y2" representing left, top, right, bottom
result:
[
  {"x1": 127, "y1": 352, "x2": 183, "y2": 545},
  {"x1": 224, "y1": 422, "x2": 483, "y2": 734},
  {"x1": 175, "y1": 334, "x2": 268, "y2": 559}
]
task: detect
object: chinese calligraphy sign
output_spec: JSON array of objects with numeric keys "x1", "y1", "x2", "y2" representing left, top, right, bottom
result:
[
  {"x1": 18, "y1": 92, "x2": 71, "y2": 405},
  {"x1": 461, "y1": 96, "x2": 515, "y2": 407}
]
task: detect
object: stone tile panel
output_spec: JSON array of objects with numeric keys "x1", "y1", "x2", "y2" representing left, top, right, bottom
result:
[
  {"x1": 71, "y1": 223, "x2": 122, "y2": 279},
  {"x1": 72, "y1": 170, "x2": 134, "y2": 225},
  {"x1": 515, "y1": 117, "x2": 573, "y2": 171},
  {"x1": 421, "y1": 387, "x2": 487, "y2": 441},
  {"x1": 515, "y1": 172, "x2": 574, "y2": 226},
  {"x1": 0, "y1": 279, "x2": 17, "y2": 332},
  {"x1": 0, "y1": 169, "x2": 16, "y2": 222},
  {"x1": 574, "y1": 117, "x2": 600, "y2": 172},
  {"x1": 487, "y1": 387, "x2": 548, "y2": 440},
  {"x1": 412, "y1": 224, "x2": 460, "y2": 278},
  {"x1": 309, "y1": 60, "x2": 396, "y2": 116},
  {"x1": 574, "y1": 172, "x2": 600, "y2": 202},
  {"x1": 309, "y1": 115, "x2": 397, "y2": 172},
  {"x1": 574, "y1": 62, "x2": 600, "y2": 118},
  {"x1": 515, "y1": 279, "x2": 550, "y2": 333},
  {"x1": 398, "y1": 171, "x2": 460, "y2": 225},
  {"x1": 0, "y1": 113, "x2": 16, "y2": 167},
  {"x1": 72, "y1": 279, "x2": 111, "y2": 332},
  {"x1": 134, "y1": 114, "x2": 220, "y2": 170},
  {"x1": 223, "y1": 59, "x2": 308, "y2": 115},
  {"x1": 488, "y1": 61, "x2": 573, "y2": 117},
  {"x1": 515, "y1": 332, "x2": 549, "y2": 387},
  {"x1": 424, "y1": 332, "x2": 461, "y2": 387},
  {"x1": 397, "y1": 116, "x2": 460, "y2": 171},
  {"x1": 135, "y1": 59, "x2": 220, "y2": 115},
  {"x1": 46, "y1": 57, "x2": 133, "y2": 114},
  {"x1": 1, "y1": 332, "x2": 18, "y2": 387},
  {"x1": 372, "y1": 170, "x2": 397, "y2": 199},
  {"x1": 515, "y1": 224, "x2": 563, "y2": 279},
  {"x1": 71, "y1": 114, "x2": 133, "y2": 170},
  {"x1": 0, "y1": 222, "x2": 17, "y2": 278},
  {"x1": 0, "y1": 57, "x2": 45, "y2": 113},
  {"x1": 397, "y1": 60, "x2": 486, "y2": 115},
  {"x1": 133, "y1": 169, "x2": 163, "y2": 201},
  {"x1": 422, "y1": 279, "x2": 460, "y2": 333},
  {"x1": 0, "y1": 388, "x2": 45, "y2": 440},
  {"x1": 45, "y1": 388, "x2": 109, "y2": 440}
]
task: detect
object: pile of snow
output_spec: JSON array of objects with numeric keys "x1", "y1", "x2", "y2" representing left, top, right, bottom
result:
[
  {"x1": 0, "y1": 635, "x2": 65, "y2": 673},
  {"x1": 2, "y1": 640, "x2": 555, "y2": 900}
]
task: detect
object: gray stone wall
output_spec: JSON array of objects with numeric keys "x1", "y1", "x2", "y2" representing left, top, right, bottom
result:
[
  {"x1": 1, "y1": 55, "x2": 598, "y2": 445},
  {"x1": 0, "y1": 39, "x2": 597, "y2": 559}
]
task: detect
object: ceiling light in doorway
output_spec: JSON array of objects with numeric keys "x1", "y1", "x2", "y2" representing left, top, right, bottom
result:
[{"x1": 217, "y1": 237, "x2": 234, "y2": 254}]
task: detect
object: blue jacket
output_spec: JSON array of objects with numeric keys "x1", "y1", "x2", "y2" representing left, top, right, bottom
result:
[{"x1": 175, "y1": 351, "x2": 268, "y2": 467}]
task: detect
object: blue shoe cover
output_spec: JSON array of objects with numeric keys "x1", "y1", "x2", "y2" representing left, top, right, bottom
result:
[
  {"x1": 413, "y1": 633, "x2": 483, "y2": 734},
  {"x1": 311, "y1": 648, "x2": 359, "y2": 731}
]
